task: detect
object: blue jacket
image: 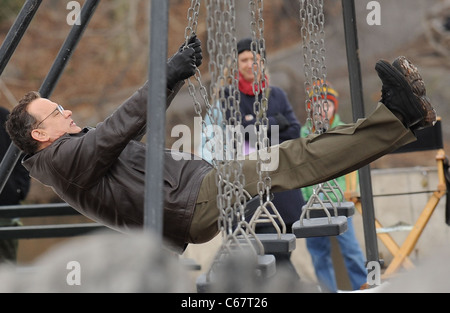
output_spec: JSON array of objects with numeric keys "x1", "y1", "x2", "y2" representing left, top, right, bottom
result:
[
  {"x1": 236, "y1": 86, "x2": 301, "y2": 143},
  {"x1": 201, "y1": 85, "x2": 305, "y2": 228}
]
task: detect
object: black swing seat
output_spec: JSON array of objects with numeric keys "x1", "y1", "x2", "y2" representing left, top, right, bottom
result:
[
  {"x1": 256, "y1": 254, "x2": 277, "y2": 278},
  {"x1": 196, "y1": 274, "x2": 213, "y2": 293},
  {"x1": 301, "y1": 201, "x2": 355, "y2": 218},
  {"x1": 239, "y1": 233, "x2": 297, "y2": 254},
  {"x1": 196, "y1": 254, "x2": 276, "y2": 292},
  {"x1": 292, "y1": 215, "x2": 348, "y2": 238},
  {"x1": 256, "y1": 233, "x2": 296, "y2": 254}
]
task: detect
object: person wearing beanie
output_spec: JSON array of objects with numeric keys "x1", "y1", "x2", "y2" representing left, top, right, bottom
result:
[
  {"x1": 201, "y1": 37, "x2": 306, "y2": 278},
  {"x1": 300, "y1": 83, "x2": 368, "y2": 293}
]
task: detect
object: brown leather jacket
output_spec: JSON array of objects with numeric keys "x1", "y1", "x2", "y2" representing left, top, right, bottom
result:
[{"x1": 22, "y1": 81, "x2": 213, "y2": 253}]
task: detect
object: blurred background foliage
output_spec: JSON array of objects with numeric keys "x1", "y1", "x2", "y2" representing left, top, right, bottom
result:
[{"x1": 0, "y1": 0, "x2": 23, "y2": 24}]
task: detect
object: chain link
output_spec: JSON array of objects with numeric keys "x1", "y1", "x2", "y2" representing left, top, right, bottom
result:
[
  {"x1": 202, "y1": 0, "x2": 267, "y2": 277},
  {"x1": 300, "y1": 0, "x2": 328, "y2": 134},
  {"x1": 204, "y1": 0, "x2": 265, "y2": 259},
  {"x1": 245, "y1": 0, "x2": 287, "y2": 237},
  {"x1": 299, "y1": 0, "x2": 346, "y2": 221}
]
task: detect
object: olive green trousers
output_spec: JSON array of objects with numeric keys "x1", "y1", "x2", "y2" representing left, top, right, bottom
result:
[{"x1": 189, "y1": 103, "x2": 416, "y2": 243}]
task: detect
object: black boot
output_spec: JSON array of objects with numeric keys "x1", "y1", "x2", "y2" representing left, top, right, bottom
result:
[{"x1": 375, "y1": 56, "x2": 436, "y2": 131}]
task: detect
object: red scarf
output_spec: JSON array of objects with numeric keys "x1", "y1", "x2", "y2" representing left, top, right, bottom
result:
[{"x1": 238, "y1": 72, "x2": 268, "y2": 96}]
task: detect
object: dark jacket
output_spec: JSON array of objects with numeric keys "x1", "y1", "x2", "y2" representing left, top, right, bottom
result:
[
  {"x1": 228, "y1": 86, "x2": 305, "y2": 228},
  {"x1": 0, "y1": 107, "x2": 30, "y2": 206},
  {"x1": 22, "y1": 82, "x2": 213, "y2": 253},
  {"x1": 237, "y1": 86, "x2": 301, "y2": 143}
]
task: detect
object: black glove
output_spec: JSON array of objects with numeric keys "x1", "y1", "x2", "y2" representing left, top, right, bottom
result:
[
  {"x1": 166, "y1": 35, "x2": 203, "y2": 89},
  {"x1": 166, "y1": 47, "x2": 196, "y2": 90},
  {"x1": 181, "y1": 34, "x2": 202, "y2": 68},
  {"x1": 274, "y1": 112, "x2": 290, "y2": 132}
]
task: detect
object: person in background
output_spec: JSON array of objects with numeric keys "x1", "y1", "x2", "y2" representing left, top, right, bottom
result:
[
  {"x1": 200, "y1": 38, "x2": 306, "y2": 277},
  {"x1": 0, "y1": 106, "x2": 31, "y2": 264},
  {"x1": 233, "y1": 38, "x2": 306, "y2": 234},
  {"x1": 300, "y1": 83, "x2": 368, "y2": 292}
]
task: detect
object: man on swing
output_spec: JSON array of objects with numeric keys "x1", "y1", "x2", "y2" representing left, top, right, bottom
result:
[{"x1": 5, "y1": 35, "x2": 436, "y2": 253}]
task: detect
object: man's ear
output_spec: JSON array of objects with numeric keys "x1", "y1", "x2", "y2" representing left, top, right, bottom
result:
[{"x1": 31, "y1": 129, "x2": 49, "y2": 143}]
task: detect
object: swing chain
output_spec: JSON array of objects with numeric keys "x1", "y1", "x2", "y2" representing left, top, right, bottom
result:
[
  {"x1": 183, "y1": 0, "x2": 215, "y2": 169},
  {"x1": 246, "y1": 0, "x2": 288, "y2": 237},
  {"x1": 300, "y1": 0, "x2": 328, "y2": 135},
  {"x1": 184, "y1": 0, "x2": 200, "y2": 43},
  {"x1": 205, "y1": 0, "x2": 249, "y2": 238},
  {"x1": 249, "y1": 0, "x2": 272, "y2": 200},
  {"x1": 299, "y1": 0, "x2": 346, "y2": 222}
]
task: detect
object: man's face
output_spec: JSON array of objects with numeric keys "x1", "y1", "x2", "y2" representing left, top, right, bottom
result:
[
  {"x1": 238, "y1": 50, "x2": 262, "y2": 82},
  {"x1": 28, "y1": 97, "x2": 82, "y2": 144}
]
